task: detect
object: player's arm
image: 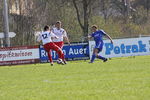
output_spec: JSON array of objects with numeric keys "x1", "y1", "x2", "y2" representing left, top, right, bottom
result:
[
  {"x1": 63, "y1": 30, "x2": 70, "y2": 45},
  {"x1": 64, "y1": 36, "x2": 70, "y2": 45},
  {"x1": 88, "y1": 34, "x2": 93, "y2": 40},
  {"x1": 101, "y1": 30, "x2": 113, "y2": 44},
  {"x1": 36, "y1": 34, "x2": 42, "y2": 44},
  {"x1": 50, "y1": 32, "x2": 58, "y2": 39},
  {"x1": 105, "y1": 33, "x2": 113, "y2": 44}
]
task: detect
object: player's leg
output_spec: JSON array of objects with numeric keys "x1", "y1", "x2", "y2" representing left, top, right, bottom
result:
[
  {"x1": 43, "y1": 43, "x2": 53, "y2": 65},
  {"x1": 54, "y1": 48, "x2": 65, "y2": 64},
  {"x1": 90, "y1": 42, "x2": 107, "y2": 63},
  {"x1": 90, "y1": 42, "x2": 102, "y2": 63},
  {"x1": 58, "y1": 41, "x2": 67, "y2": 64},
  {"x1": 47, "y1": 50, "x2": 54, "y2": 65},
  {"x1": 90, "y1": 48, "x2": 99, "y2": 63},
  {"x1": 50, "y1": 43, "x2": 65, "y2": 63},
  {"x1": 54, "y1": 42, "x2": 64, "y2": 49},
  {"x1": 60, "y1": 41, "x2": 64, "y2": 49},
  {"x1": 54, "y1": 42, "x2": 66, "y2": 63},
  {"x1": 97, "y1": 54, "x2": 107, "y2": 62},
  {"x1": 96, "y1": 46, "x2": 108, "y2": 62}
]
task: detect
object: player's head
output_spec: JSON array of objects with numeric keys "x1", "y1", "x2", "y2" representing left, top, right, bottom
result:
[
  {"x1": 55, "y1": 21, "x2": 62, "y2": 29},
  {"x1": 91, "y1": 25, "x2": 98, "y2": 32},
  {"x1": 44, "y1": 25, "x2": 50, "y2": 31}
]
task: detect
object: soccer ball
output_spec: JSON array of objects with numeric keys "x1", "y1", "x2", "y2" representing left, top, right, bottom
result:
[{"x1": 57, "y1": 59, "x2": 63, "y2": 64}]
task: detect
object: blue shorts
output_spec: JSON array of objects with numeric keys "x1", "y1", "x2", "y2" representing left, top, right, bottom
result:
[{"x1": 95, "y1": 42, "x2": 104, "y2": 52}]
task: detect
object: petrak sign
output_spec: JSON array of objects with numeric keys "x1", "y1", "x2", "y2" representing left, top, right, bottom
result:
[
  {"x1": 0, "y1": 46, "x2": 40, "y2": 66},
  {"x1": 39, "y1": 43, "x2": 89, "y2": 62},
  {"x1": 89, "y1": 37, "x2": 150, "y2": 58}
]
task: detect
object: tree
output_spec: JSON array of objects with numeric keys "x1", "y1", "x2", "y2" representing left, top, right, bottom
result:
[
  {"x1": 1, "y1": 0, "x2": 149, "y2": 46},
  {"x1": 132, "y1": 0, "x2": 150, "y2": 17},
  {"x1": 99, "y1": 0, "x2": 113, "y2": 23},
  {"x1": 72, "y1": 0, "x2": 93, "y2": 37},
  {"x1": 0, "y1": 0, "x2": 3, "y2": 32}
]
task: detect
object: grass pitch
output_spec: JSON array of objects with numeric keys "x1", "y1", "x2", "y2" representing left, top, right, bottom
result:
[{"x1": 0, "y1": 56, "x2": 150, "y2": 100}]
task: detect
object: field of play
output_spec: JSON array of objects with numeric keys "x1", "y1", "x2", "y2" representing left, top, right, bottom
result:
[{"x1": 0, "y1": 56, "x2": 150, "y2": 100}]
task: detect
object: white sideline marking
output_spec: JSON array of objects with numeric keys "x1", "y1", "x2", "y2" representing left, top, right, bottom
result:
[{"x1": 43, "y1": 77, "x2": 150, "y2": 84}]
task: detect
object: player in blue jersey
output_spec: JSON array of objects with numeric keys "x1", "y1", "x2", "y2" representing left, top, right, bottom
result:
[{"x1": 88, "y1": 25, "x2": 113, "y2": 63}]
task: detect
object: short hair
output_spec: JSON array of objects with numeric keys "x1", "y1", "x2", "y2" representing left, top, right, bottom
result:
[
  {"x1": 91, "y1": 25, "x2": 98, "y2": 29},
  {"x1": 44, "y1": 25, "x2": 50, "y2": 31},
  {"x1": 56, "y1": 21, "x2": 61, "y2": 24}
]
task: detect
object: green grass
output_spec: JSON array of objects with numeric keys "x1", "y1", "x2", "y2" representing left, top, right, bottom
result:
[{"x1": 0, "y1": 56, "x2": 150, "y2": 100}]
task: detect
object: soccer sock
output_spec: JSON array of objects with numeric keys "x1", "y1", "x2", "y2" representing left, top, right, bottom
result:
[
  {"x1": 91, "y1": 54, "x2": 96, "y2": 62},
  {"x1": 47, "y1": 51, "x2": 53, "y2": 63},
  {"x1": 57, "y1": 49, "x2": 64, "y2": 60},
  {"x1": 61, "y1": 53, "x2": 65, "y2": 61},
  {"x1": 97, "y1": 55, "x2": 106, "y2": 61}
]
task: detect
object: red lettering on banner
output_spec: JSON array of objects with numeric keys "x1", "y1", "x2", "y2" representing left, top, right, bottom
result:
[{"x1": 0, "y1": 46, "x2": 39, "y2": 66}]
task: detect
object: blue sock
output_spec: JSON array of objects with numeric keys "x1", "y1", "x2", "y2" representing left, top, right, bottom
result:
[
  {"x1": 97, "y1": 55, "x2": 106, "y2": 61},
  {"x1": 91, "y1": 54, "x2": 96, "y2": 62}
]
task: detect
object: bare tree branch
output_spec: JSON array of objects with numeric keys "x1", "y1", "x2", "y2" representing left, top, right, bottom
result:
[{"x1": 72, "y1": 0, "x2": 84, "y2": 30}]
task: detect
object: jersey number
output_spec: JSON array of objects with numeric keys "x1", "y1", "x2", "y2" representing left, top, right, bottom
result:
[{"x1": 42, "y1": 34, "x2": 48, "y2": 39}]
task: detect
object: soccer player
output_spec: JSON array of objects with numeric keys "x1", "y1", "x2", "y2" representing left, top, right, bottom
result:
[
  {"x1": 88, "y1": 25, "x2": 113, "y2": 63},
  {"x1": 52, "y1": 21, "x2": 70, "y2": 49},
  {"x1": 37, "y1": 25, "x2": 65, "y2": 66},
  {"x1": 52, "y1": 21, "x2": 70, "y2": 64}
]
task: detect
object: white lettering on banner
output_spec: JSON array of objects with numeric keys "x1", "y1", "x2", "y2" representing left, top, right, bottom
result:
[
  {"x1": 41, "y1": 50, "x2": 47, "y2": 57},
  {"x1": 41, "y1": 49, "x2": 66, "y2": 58},
  {"x1": 89, "y1": 37, "x2": 150, "y2": 58},
  {"x1": 53, "y1": 51, "x2": 56, "y2": 58},
  {"x1": 69, "y1": 48, "x2": 87, "y2": 55},
  {"x1": 69, "y1": 48, "x2": 74, "y2": 55},
  {"x1": 41, "y1": 47, "x2": 87, "y2": 58},
  {"x1": 63, "y1": 50, "x2": 66, "y2": 55}
]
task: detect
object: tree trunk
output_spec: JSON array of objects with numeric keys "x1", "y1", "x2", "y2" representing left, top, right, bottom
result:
[
  {"x1": 83, "y1": 0, "x2": 89, "y2": 37},
  {"x1": 146, "y1": 0, "x2": 149, "y2": 17}
]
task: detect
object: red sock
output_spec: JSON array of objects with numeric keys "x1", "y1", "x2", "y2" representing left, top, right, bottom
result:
[
  {"x1": 47, "y1": 50, "x2": 53, "y2": 63},
  {"x1": 57, "y1": 49, "x2": 65, "y2": 61}
]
